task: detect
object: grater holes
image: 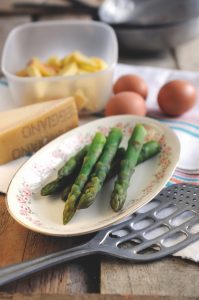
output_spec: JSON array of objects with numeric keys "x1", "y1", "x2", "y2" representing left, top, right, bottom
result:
[
  {"x1": 162, "y1": 231, "x2": 187, "y2": 247},
  {"x1": 136, "y1": 200, "x2": 160, "y2": 214},
  {"x1": 188, "y1": 222, "x2": 199, "y2": 234},
  {"x1": 170, "y1": 210, "x2": 195, "y2": 226},
  {"x1": 189, "y1": 188, "x2": 199, "y2": 199},
  {"x1": 144, "y1": 225, "x2": 169, "y2": 240},
  {"x1": 165, "y1": 189, "x2": 171, "y2": 197},
  {"x1": 137, "y1": 244, "x2": 161, "y2": 255},
  {"x1": 118, "y1": 238, "x2": 142, "y2": 249},
  {"x1": 133, "y1": 218, "x2": 154, "y2": 230},
  {"x1": 155, "y1": 204, "x2": 177, "y2": 219},
  {"x1": 110, "y1": 227, "x2": 131, "y2": 238}
]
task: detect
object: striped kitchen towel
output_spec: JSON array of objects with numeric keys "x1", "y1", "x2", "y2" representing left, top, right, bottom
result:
[
  {"x1": 147, "y1": 114, "x2": 199, "y2": 186},
  {"x1": 149, "y1": 115, "x2": 199, "y2": 186},
  {"x1": 156, "y1": 117, "x2": 199, "y2": 174},
  {"x1": 168, "y1": 169, "x2": 199, "y2": 186}
]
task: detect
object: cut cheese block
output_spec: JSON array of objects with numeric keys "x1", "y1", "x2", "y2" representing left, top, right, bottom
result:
[{"x1": 0, "y1": 97, "x2": 78, "y2": 165}]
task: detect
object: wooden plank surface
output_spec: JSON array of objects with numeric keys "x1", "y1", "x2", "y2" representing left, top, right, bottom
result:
[
  {"x1": 0, "y1": 195, "x2": 99, "y2": 294},
  {"x1": 101, "y1": 257, "x2": 199, "y2": 297},
  {"x1": 0, "y1": 293, "x2": 197, "y2": 300}
]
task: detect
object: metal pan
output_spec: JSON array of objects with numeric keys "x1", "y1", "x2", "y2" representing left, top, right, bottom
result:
[{"x1": 14, "y1": 0, "x2": 199, "y2": 51}]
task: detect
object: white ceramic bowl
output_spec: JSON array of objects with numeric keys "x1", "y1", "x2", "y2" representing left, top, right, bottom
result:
[{"x1": 2, "y1": 20, "x2": 118, "y2": 112}]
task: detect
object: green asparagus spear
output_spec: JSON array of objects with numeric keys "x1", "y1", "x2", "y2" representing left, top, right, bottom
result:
[
  {"x1": 40, "y1": 145, "x2": 88, "y2": 196},
  {"x1": 111, "y1": 124, "x2": 147, "y2": 212},
  {"x1": 43, "y1": 139, "x2": 161, "y2": 199},
  {"x1": 107, "y1": 141, "x2": 161, "y2": 181},
  {"x1": 41, "y1": 178, "x2": 66, "y2": 196},
  {"x1": 58, "y1": 145, "x2": 89, "y2": 179},
  {"x1": 62, "y1": 141, "x2": 161, "y2": 202},
  {"x1": 63, "y1": 132, "x2": 106, "y2": 224},
  {"x1": 62, "y1": 146, "x2": 124, "y2": 202},
  {"x1": 78, "y1": 128, "x2": 123, "y2": 209},
  {"x1": 61, "y1": 184, "x2": 72, "y2": 201},
  {"x1": 137, "y1": 141, "x2": 161, "y2": 164},
  {"x1": 61, "y1": 170, "x2": 79, "y2": 198},
  {"x1": 41, "y1": 170, "x2": 78, "y2": 196},
  {"x1": 106, "y1": 147, "x2": 126, "y2": 181}
]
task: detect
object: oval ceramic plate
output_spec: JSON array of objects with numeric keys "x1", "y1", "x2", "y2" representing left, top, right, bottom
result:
[{"x1": 6, "y1": 115, "x2": 180, "y2": 236}]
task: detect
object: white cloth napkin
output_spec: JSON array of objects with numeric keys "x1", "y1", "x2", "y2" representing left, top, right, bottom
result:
[{"x1": 0, "y1": 64, "x2": 199, "y2": 262}]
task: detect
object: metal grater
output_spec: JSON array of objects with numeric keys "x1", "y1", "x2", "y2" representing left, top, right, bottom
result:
[
  {"x1": 1, "y1": 183, "x2": 199, "y2": 286},
  {"x1": 109, "y1": 183, "x2": 199, "y2": 261}
]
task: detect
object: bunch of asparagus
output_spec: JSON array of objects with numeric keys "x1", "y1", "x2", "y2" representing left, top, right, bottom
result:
[{"x1": 41, "y1": 124, "x2": 161, "y2": 224}]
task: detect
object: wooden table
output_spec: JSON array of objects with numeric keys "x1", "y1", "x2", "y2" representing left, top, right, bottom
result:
[{"x1": 1, "y1": 6, "x2": 199, "y2": 299}]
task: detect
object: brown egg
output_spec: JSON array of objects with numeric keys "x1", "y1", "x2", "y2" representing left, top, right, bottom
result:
[
  {"x1": 113, "y1": 74, "x2": 148, "y2": 99},
  {"x1": 105, "y1": 91, "x2": 146, "y2": 116},
  {"x1": 158, "y1": 80, "x2": 197, "y2": 116}
]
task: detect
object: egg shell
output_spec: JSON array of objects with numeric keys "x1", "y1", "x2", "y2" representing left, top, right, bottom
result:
[
  {"x1": 105, "y1": 91, "x2": 146, "y2": 117},
  {"x1": 158, "y1": 80, "x2": 197, "y2": 116},
  {"x1": 113, "y1": 74, "x2": 148, "y2": 99}
]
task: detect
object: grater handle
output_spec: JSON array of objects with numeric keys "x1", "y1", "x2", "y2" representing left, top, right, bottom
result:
[{"x1": 0, "y1": 242, "x2": 95, "y2": 286}]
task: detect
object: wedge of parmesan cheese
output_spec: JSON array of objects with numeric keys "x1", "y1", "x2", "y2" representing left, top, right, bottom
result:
[{"x1": 0, "y1": 97, "x2": 78, "y2": 164}]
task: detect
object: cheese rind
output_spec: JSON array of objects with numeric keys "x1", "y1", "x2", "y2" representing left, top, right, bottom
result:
[{"x1": 0, "y1": 97, "x2": 78, "y2": 164}]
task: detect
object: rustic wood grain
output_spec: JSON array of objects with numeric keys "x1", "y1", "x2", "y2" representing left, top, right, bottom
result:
[
  {"x1": 15, "y1": 238, "x2": 99, "y2": 295},
  {"x1": 0, "y1": 195, "x2": 28, "y2": 293},
  {"x1": 100, "y1": 257, "x2": 199, "y2": 297},
  {"x1": 0, "y1": 293, "x2": 197, "y2": 300},
  {"x1": 0, "y1": 196, "x2": 99, "y2": 294}
]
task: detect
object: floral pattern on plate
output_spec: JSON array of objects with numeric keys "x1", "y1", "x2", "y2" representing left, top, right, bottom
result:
[{"x1": 7, "y1": 115, "x2": 180, "y2": 236}]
